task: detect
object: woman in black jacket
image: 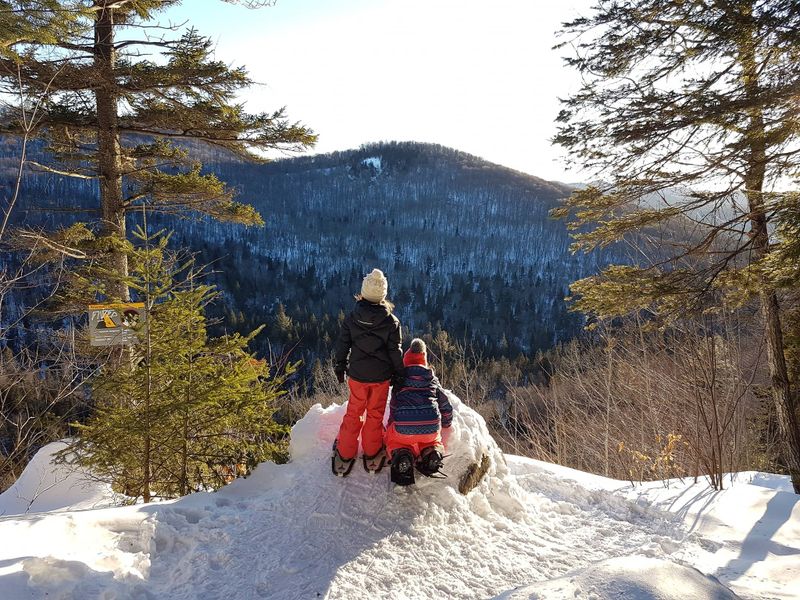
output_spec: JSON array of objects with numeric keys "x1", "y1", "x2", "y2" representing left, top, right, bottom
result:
[{"x1": 332, "y1": 268, "x2": 404, "y2": 476}]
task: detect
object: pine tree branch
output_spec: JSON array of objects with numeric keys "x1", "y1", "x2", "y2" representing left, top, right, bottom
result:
[
  {"x1": 26, "y1": 160, "x2": 99, "y2": 179},
  {"x1": 15, "y1": 230, "x2": 87, "y2": 259},
  {"x1": 114, "y1": 39, "x2": 177, "y2": 50}
]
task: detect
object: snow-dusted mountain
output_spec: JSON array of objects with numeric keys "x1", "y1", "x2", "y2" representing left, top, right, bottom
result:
[
  {"x1": 1, "y1": 395, "x2": 796, "y2": 600},
  {"x1": 3, "y1": 141, "x2": 627, "y2": 364}
]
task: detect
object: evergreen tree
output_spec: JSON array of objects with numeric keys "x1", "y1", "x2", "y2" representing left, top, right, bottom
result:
[
  {"x1": 0, "y1": 1, "x2": 82, "y2": 60},
  {"x1": 553, "y1": 0, "x2": 800, "y2": 491},
  {"x1": 0, "y1": 0, "x2": 315, "y2": 300},
  {"x1": 272, "y1": 302, "x2": 295, "y2": 346},
  {"x1": 64, "y1": 230, "x2": 289, "y2": 502}
]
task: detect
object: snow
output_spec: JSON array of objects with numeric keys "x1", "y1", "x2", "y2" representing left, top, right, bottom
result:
[
  {"x1": 361, "y1": 156, "x2": 382, "y2": 173},
  {"x1": 0, "y1": 393, "x2": 797, "y2": 600},
  {"x1": 510, "y1": 457, "x2": 800, "y2": 600},
  {"x1": 0, "y1": 441, "x2": 120, "y2": 515},
  {"x1": 494, "y1": 556, "x2": 739, "y2": 599}
]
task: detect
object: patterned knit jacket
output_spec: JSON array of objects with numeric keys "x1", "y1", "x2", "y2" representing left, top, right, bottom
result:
[{"x1": 388, "y1": 365, "x2": 453, "y2": 436}]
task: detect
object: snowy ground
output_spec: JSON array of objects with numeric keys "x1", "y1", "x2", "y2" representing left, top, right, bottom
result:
[{"x1": 0, "y1": 394, "x2": 797, "y2": 600}]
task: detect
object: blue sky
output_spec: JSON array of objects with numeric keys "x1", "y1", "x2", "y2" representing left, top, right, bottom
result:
[{"x1": 162, "y1": 0, "x2": 593, "y2": 182}]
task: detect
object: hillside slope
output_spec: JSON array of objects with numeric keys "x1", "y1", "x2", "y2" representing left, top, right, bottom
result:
[
  {"x1": 2, "y1": 394, "x2": 796, "y2": 600},
  {"x1": 3, "y1": 141, "x2": 626, "y2": 363}
]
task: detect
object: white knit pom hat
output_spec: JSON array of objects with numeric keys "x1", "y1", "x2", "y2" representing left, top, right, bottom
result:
[{"x1": 361, "y1": 268, "x2": 388, "y2": 303}]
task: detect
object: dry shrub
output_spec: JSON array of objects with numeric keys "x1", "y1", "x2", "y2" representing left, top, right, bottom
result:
[
  {"x1": 482, "y1": 314, "x2": 776, "y2": 488},
  {"x1": 275, "y1": 358, "x2": 349, "y2": 426}
]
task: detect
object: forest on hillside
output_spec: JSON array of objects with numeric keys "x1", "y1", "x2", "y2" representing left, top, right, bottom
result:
[{"x1": 2, "y1": 140, "x2": 626, "y2": 374}]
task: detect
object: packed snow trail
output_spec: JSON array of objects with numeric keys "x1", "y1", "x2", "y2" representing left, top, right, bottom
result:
[{"x1": 0, "y1": 393, "x2": 790, "y2": 599}]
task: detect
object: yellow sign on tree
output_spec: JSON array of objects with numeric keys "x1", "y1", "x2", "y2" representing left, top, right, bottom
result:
[{"x1": 88, "y1": 303, "x2": 146, "y2": 347}]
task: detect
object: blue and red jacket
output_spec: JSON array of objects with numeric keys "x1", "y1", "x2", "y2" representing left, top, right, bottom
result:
[{"x1": 388, "y1": 365, "x2": 453, "y2": 436}]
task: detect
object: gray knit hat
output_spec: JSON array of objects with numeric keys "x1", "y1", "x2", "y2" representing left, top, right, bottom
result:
[{"x1": 361, "y1": 268, "x2": 388, "y2": 303}]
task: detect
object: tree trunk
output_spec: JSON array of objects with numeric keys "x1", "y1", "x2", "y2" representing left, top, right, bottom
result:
[
  {"x1": 142, "y1": 304, "x2": 152, "y2": 504},
  {"x1": 93, "y1": 2, "x2": 128, "y2": 301},
  {"x1": 142, "y1": 428, "x2": 151, "y2": 503},
  {"x1": 740, "y1": 24, "x2": 800, "y2": 492},
  {"x1": 747, "y1": 218, "x2": 800, "y2": 493},
  {"x1": 603, "y1": 335, "x2": 613, "y2": 477},
  {"x1": 761, "y1": 292, "x2": 800, "y2": 491},
  {"x1": 181, "y1": 409, "x2": 189, "y2": 496}
]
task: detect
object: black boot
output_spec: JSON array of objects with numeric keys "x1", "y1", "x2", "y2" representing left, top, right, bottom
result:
[
  {"x1": 416, "y1": 446, "x2": 446, "y2": 478},
  {"x1": 390, "y1": 448, "x2": 415, "y2": 486}
]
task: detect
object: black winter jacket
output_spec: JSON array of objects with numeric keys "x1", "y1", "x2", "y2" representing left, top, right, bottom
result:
[{"x1": 334, "y1": 300, "x2": 404, "y2": 383}]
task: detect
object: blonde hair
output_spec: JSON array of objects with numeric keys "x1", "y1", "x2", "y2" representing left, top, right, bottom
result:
[{"x1": 354, "y1": 294, "x2": 395, "y2": 312}]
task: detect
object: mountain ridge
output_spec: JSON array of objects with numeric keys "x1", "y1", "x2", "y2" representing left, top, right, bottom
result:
[{"x1": 256, "y1": 140, "x2": 574, "y2": 195}]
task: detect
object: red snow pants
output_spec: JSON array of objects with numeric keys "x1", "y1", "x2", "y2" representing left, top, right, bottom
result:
[
  {"x1": 385, "y1": 424, "x2": 443, "y2": 460},
  {"x1": 336, "y1": 379, "x2": 390, "y2": 459}
]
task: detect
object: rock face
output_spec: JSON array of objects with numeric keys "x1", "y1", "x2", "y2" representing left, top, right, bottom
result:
[{"x1": 459, "y1": 454, "x2": 491, "y2": 495}]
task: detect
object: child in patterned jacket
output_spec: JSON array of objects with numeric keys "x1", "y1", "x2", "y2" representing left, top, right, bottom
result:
[{"x1": 385, "y1": 338, "x2": 453, "y2": 485}]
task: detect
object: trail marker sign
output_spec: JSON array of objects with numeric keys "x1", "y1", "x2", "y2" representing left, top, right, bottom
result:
[{"x1": 88, "y1": 303, "x2": 146, "y2": 347}]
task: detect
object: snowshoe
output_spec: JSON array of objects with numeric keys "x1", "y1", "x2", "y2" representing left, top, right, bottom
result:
[
  {"x1": 363, "y1": 447, "x2": 387, "y2": 474},
  {"x1": 390, "y1": 448, "x2": 415, "y2": 486},
  {"x1": 416, "y1": 446, "x2": 447, "y2": 478},
  {"x1": 331, "y1": 441, "x2": 355, "y2": 477}
]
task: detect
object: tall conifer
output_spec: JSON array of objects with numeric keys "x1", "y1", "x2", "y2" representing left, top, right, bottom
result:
[
  {"x1": 554, "y1": 0, "x2": 800, "y2": 491},
  {"x1": 0, "y1": 1, "x2": 315, "y2": 300}
]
